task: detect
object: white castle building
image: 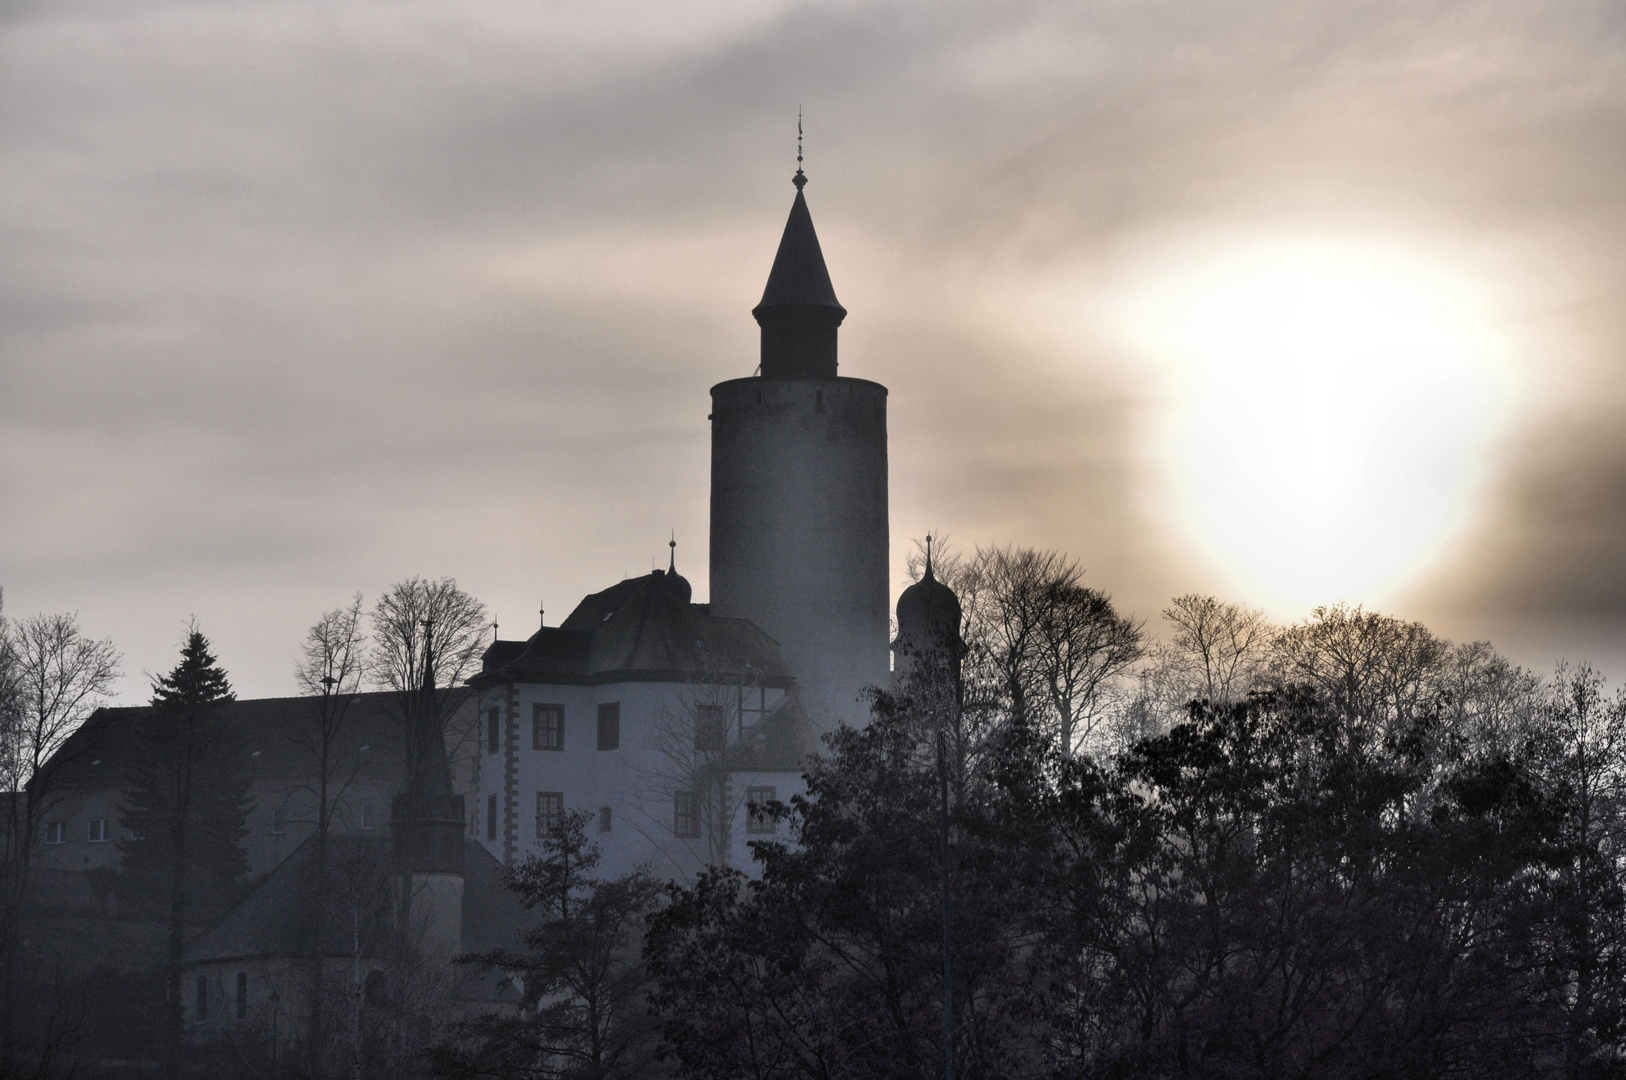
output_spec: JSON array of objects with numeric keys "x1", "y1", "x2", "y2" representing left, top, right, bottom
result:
[{"x1": 467, "y1": 164, "x2": 905, "y2": 879}]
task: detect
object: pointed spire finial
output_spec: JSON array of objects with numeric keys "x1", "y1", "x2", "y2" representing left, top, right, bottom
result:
[
  {"x1": 669, "y1": 532, "x2": 678, "y2": 574},
  {"x1": 539, "y1": 599, "x2": 545, "y2": 629},
  {"x1": 925, "y1": 534, "x2": 934, "y2": 580},
  {"x1": 793, "y1": 108, "x2": 806, "y2": 190}
]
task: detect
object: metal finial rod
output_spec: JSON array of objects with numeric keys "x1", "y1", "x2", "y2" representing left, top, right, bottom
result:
[
  {"x1": 539, "y1": 600, "x2": 545, "y2": 629},
  {"x1": 793, "y1": 108, "x2": 807, "y2": 190},
  {"x1": 669, "y1": 532, "x2": 678, "y2": 574}
]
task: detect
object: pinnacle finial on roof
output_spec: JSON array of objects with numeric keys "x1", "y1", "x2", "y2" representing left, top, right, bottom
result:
[
  {"x1": 793, "y1": 108, "x2": 807, "y2": 190},
  {"x1": 925, "y1": 534, "x2": 934, "y2": 580},
  {"x1": 669, "y1": 532, "x2": 678, "y2": 574}
]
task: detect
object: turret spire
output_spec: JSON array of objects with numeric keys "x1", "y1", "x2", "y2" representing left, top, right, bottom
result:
[{"x1": 753, "y1": 116, "x2": 845, "y2": 378}]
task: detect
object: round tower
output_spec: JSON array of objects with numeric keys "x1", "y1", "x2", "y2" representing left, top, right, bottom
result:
[{"x1": 709, "y1": 168, "x2": 890, "y2": 735}]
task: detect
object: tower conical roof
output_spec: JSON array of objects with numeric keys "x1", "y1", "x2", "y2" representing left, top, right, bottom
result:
[{"x1": 753, "y1": 185, "x2": 846, "y2": 317}]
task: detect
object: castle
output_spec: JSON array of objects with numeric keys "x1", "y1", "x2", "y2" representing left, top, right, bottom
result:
[{"x1": 31, "y1": 165, "x2": 959, "y2": 1037}]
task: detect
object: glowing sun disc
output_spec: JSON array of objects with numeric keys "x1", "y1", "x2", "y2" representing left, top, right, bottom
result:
[{"x1": 1108, "y1": 232, "x2": 1517, "y2": 611}]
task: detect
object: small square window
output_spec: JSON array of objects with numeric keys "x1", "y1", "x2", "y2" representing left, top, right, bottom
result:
[
  {"x1": 43, "y1": 821, "x2": 65, "y2": 845},
  {"x1": 598, "y1": 806, "x2": 613, "y2": 833},
  {"x1": 533, "y1": 705, "x2": 564, "y2": 751},
  {"x1": 597, "y1": 703, "x2": 620, "y2": 750},
  {"x1": 745, "y1": 787, "x2": 777, "y2": 835},
  {"x1": 694, "y1": 704, "x2": 727, "y2": 752},
  {"x1": 487, "y1": 707, "x2": 501, "y2": 755},
  {"x1": 536, "y1": 792, "x2": 564, "y2": 839},
  {"x1": 486, "y1": 793, "x2": 498, "y2": 842},
  {"x1": 86, "y1": 818, "x2": 109, "y2": 843},
  {"x1": 673, "y1": 791, "x2": 700, "y2": 839}
]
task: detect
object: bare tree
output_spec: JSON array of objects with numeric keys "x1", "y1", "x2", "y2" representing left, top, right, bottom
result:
[
  {"x1": 1271, "y1": 603, "x2": 1449, "y2": 746},
  {"x1": 641, "y1": 676, "x2": 775, "y2": 872},
  {"x1": 0, "y1": 606, "x2": 119, "y2": 1074},
  {"x1": 369, "y1": 577, "x2": 488, "y2": 784},
  {"x1": 1159, "y1": 594, "x2": 1269, "y2": 705},
  {"x1": 1034, "y1": 580, "x2": 1142, "y2": 756},
  {"x1": 292, "y1": 596, "x2": 368, "y2": 1080},
  {"x1": 939, "y1": 546, "x2": 1142, "y2": 758}
]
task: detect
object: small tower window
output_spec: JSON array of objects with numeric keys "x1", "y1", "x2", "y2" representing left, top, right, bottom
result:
[
  {"x1": 486, "y1": 794, "x2": 498, "y2": 842},
  {"x1": 360, "y1": 804, "x2": 376, "y2": 830},
  {"x1": 597, "y1": 703, "x2": 620, "y2": 750},
  {"x1": 487, "y1": 707, "x2": 501, "y2": 754},
  {"x1": 598, "y1": 806, "x2": 613, "y2": 833},
  {"x1": 235, "y1": 972, "x2": 248, "y2": 1019},
  {"x1": 365, "y1": 970, "x2": 388, "y2": 1009},
  {"x1": 196, "y1": 975, "x2": 209, "y2": 1022}
]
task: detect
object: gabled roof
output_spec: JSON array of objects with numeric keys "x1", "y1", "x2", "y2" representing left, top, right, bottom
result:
[
  {"x1": 474, "y1": 570, "x2": 794, "y2": 687},
  {"x1": 41, "y1": 690, "x2": 470, "y2": 795}
]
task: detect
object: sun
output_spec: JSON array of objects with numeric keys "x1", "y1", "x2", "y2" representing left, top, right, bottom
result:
[{"x1": 1108, "y1": 231, "x2": 1519, "y2": 612}]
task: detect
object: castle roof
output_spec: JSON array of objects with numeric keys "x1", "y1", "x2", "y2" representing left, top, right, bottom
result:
[
  {"x1": 752, "y1": 185, "x2": 845, "y2": 319},
  {"x1": 39, "y1": 690, "x2": 470, "y2": 795},
  {"x1": 474, "y1": 570, "x2": 795, "y2": 687}
]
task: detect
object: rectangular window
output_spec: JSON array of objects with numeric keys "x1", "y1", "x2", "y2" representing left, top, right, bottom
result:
[
  {"x1": 43, "y1": 821, "x2": 64, "y2": 845},
  {"x1": 196, "y1": 975, "x2": 209, "y2": 1022},
  {"x1": 359, "y1": 804, "x2": 376, "y2": 830},
  {"x1": 486, "y1": 794, "x2": 498, "y2": 842},
  {"x1": 673, "y1": 791, "x2": 700, "y2": 839},
  {"x1": 694, "y1": 704, "x2": 727, "y2": 752},
  {"x1": 86, "y1": 818, "x2": 109, "y2": 843},
  {"x1": 536, "y1": 792, "x2": 564, "y2": 839},
  {"x1": 487, "y1": 707, "x2": 501, "y2": 755},
  {"x1": 270, "y1": 809, "x2": 286, "y2": 836},
  {"x1": 597, "y1": 703, "x2": 620, "y2": 750},
  {"x1": 533, "y1": 705, "x2": 564, "y2": 751},
  {"x1": 598, "y1": 806, "x2": 613, "y2": 833},
  {"x1": 746, "y1": 786, "x2": 777, "y2": 835},
  {"x1": 236, "y1": 972, "x2": 248, "y2": 1020}
]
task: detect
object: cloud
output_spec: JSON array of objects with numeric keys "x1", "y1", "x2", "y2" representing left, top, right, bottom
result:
[{"x1": 6, "y1": 0, "x2": 1626, "y2": 695}]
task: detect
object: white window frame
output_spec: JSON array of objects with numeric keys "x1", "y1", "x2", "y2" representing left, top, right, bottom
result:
[{"x1": 745, "y1": 786, "x2": 777, "y2": 835}]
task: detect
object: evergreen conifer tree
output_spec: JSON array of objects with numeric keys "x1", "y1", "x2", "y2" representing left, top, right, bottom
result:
[{"x1": 120, "y1": 626, "x2": 252, "y2": 1071}]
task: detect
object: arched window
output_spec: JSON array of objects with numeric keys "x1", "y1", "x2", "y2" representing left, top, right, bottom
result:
[{"x1": 235, "y1": 972, "x2": 248, "y2": 1019}]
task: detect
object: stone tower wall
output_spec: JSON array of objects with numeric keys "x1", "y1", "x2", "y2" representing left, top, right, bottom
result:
[{"x1": 709, "y1": 375, "x2": 889, "y2": 734}]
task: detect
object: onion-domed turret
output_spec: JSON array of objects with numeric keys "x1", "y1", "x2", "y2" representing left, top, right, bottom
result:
[
  {"x1": 662, "y1": 538, "x2": 692, "y2": 603},
  {"x1": 892, "y1": 537, "x2": 963, "y2": 686}
]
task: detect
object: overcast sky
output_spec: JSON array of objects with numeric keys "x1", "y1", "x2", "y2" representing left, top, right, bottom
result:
[{"x1": 5, "y1": 0, "x2": 1626, "y2": 700}]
